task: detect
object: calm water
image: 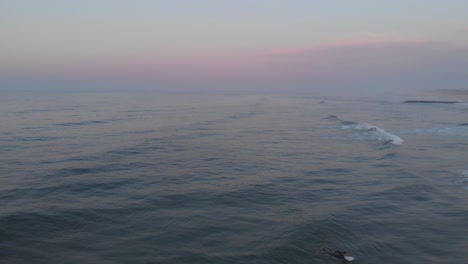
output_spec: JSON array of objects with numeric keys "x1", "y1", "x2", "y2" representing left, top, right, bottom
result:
[{"x1": 1, "y1": 92, "x2": 467, "y2": 263}]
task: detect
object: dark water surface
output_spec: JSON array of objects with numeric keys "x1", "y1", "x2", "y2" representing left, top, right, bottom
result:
[{"x1": 1, "y1": 92, "x2": 467, "y2": 263}]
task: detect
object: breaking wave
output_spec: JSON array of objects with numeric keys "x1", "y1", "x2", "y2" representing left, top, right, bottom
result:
[{"x1": 326, "y1": 115, "x2": 403, "y2": 145}]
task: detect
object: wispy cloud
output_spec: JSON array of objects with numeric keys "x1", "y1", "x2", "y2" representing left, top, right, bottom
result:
[
  {"x1": 2, "y1": 35, "x2": 468, "y2": 94},
  {"x1": 261, "y1": 36, "x2": 468, "y2": 93},
  {"x1": 267, "y1": 34, "x2": 426, "y2": 56}
]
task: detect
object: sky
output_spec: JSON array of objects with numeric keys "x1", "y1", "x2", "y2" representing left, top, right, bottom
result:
[{"x1": 1, "y1": 0, "x2": 468, "y2": 93}]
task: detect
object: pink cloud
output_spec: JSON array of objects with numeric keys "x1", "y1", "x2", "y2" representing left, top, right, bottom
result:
[
  {"x1": 4, "y1": 34, "x2": 467, "y2": 94},
  {"x1": 1, "y1": 34, "x2": 428, "y2": 82}
]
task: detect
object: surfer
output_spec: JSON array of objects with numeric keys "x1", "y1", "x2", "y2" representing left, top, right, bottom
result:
[{"x1": 329, "y1": 250, "x2": 355, "y2": 262}]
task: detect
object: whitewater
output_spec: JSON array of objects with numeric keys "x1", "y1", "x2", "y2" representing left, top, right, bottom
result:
[{"x1": 326, "y1": 115, "x2": 404, "y2": 145}]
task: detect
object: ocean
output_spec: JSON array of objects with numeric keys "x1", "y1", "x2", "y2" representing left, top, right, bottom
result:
[{"x1": 1, "y1": 91, "x2": 467, "y2": 263}]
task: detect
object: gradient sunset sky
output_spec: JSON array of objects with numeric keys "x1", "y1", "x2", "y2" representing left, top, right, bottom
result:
[{"x1": 2, "y1": 0, "x2": 468, "y2": 93}]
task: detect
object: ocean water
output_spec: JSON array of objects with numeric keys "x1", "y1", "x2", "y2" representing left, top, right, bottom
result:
[{"x1": 1, "y1": 91, "x2": 467, "y2": 263}]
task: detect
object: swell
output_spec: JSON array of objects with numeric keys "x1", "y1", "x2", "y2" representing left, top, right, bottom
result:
[
  {"x1": 326, "y1": 115, "x2": 403, "y2": 145},
  {"x1": 455, "y1": 170, "x2": 468, "y2": 191},
  {"x1": 409, "y1": 125, "x2": 468, "y2": 136}
]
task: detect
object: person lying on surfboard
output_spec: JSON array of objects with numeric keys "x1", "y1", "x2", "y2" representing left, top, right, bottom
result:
[{"x1": 329, "y1": 250, "x2": 355, "y2": 262}]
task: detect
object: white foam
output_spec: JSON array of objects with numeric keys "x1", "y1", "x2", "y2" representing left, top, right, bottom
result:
[{"x1": 341, "y1": 122, "x2": 404, "y2": 145}]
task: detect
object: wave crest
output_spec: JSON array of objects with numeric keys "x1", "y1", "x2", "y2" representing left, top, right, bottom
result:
[{"x1": 328, "y1": 116, "x2": 403, "y2": 145}]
